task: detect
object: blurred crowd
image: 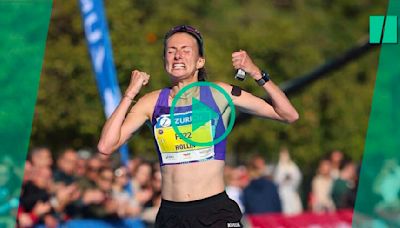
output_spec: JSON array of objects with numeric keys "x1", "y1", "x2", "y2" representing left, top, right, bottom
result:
[
  {"x1": 225, "y1": 148, "x2": 359, "y2": 216},
  {"x1": 17, "y1": 148, "x2": 160, "y2": 227},
  {"x1": 15, "y1": 147, "x2": 360, "y2": 227}
]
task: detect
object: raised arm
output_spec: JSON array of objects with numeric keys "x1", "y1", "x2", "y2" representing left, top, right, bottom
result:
[
  {"x1": 226, "y1": 50, "x2": 299, "y2": 123},
  {"x1": 97, "y1": 70, "x2": 153, "y2": 155}
]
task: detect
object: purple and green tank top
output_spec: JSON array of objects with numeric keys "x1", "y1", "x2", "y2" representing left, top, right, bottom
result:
[{"x1": 151, "y1": 86, "x2": 229, "y2": 166}]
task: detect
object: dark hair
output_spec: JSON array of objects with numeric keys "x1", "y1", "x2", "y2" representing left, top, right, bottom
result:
[
  {"x1": 198, "y1": 67, "x2": 206, "y2": 81},
  {"x1": 164, "y1": 25, "x2": 207, "y2": 81},
  {"x1": 339, "y1": 159, "x2": 354, "y2": 170},
  {"x1": 29, "y1": 146, "x2": 51, "y2": 162}
]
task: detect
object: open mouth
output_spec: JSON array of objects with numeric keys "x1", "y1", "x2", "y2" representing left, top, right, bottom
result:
[{"x1": 172, "y1": 63, "x2": 185, "y2": 70}]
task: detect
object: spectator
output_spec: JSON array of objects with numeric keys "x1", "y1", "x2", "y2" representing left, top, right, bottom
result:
[
  {"x1": 331, "y1": 160, "x2": 357, "y2": 209},
  {"x1": 76, "y1": 167, "x2": 119, "y2": 219},
  {"x1": 131, "y1": 161, "x2": 153, "y2": 205},
  {"x1": 63, "y1": 156, "x2": 107, "y2": 219},
  {"x1": 141, "y1": 164, "x2": 162, "y2": 227},
  {"x1": 53, "y1": 148, "x2": 78, "y2": 186},
  {"x1": 18, "y1": 167, "x2": 58, "y2": 227},
  {"x1": 75, "y1": 149, "x2": 91, "y2": 177},
  {"x1": 96, "y1": 168, "x2": 114, "y2": 193},
  {"x1": 73, "y1": 156, "x2": 102, "y2": 201},
  {"x1": 22, "y1": 161, "x2": 33, "y2": 184},
  {"x1": 243, "y1": 155, "x2": 282, "y2": 214},
  {"x1": 85, "y1": 156, "x2": 103, "y2": 184},
  {"x1": 96, "y1": 168, "x2": 119, "y2": 216},
  {"x1": 127, "y1": 157, "x2": 143, "y2": 177},
  {"x1": 237, "y1": 166, "x2": 250, "y2": 190},
  {"x1": 29, "y1": 147, "x2": 53, "y2": 169},
  {"x1": 311, "y1": 159, "x2": 335, "y2": 212},
  {"x1": 330, "y1": 150, "x2": 344, "y2": 179},
  {"x1": 250, "y1": 154, "x2": 271, "y2": 177},
  {"x1": 225, "y1": 166, "x2": 245, "y2": 213},
  {"x1": 112, "y1": 166, "x2": 141, "y2": 218},
  {"x1": 274, "y1": 147, "x2": 303, "y2": 215}
]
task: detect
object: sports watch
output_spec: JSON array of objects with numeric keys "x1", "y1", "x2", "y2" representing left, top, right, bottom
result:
[{"x1": 255, "y1": 70, "x2": 270, "y2": 86}]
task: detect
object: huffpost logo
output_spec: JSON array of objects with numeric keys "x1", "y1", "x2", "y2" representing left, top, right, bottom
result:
[{"x1": 369, "y1": 15, "x2": 398, "y2": 44}]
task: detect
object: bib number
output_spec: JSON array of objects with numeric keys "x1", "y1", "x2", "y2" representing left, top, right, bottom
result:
[{"x1": 154, "y1": 112, "x2": 215, "y2": 164}]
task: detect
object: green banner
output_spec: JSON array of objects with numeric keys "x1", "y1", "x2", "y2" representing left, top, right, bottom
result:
[
  {"x1": 0, "y1": 0, "x2": 52, "y2": 226},
  {"x1": 353, "y1": 0, "x2": 400, "y2": 227}
]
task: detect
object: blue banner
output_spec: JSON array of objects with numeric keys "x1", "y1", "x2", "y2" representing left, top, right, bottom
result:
[{"x1": 78, "y1": 0, "x2": 130, "y2": 166}]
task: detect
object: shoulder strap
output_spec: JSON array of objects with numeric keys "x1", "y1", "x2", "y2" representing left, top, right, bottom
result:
[
  {"x1": 152, "y1": 88, "x2": 170, "y2": 124},
  {"x1": 158, "y1": 88, "x2": 170, "y2": 107},
  {"x1": 200, "y1": 86, "x2": 221, "y2": 114}
]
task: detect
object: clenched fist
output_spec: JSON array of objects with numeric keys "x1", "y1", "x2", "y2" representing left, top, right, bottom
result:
[
  {"x1": 125, "y1": 70, "x2": 150, "y2": 98},
  {"x1": 232, "y1": 50, "x2": 262, "y2": 79}
]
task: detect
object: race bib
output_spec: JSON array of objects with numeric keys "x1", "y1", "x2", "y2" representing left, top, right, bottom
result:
[{"x1": 154, "y1": 111, "x2": 215, "y2": 164}]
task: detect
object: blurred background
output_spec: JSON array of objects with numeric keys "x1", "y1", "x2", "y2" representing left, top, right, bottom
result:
[{"x1": 5, "y1": 0, "x2": 392, "y2": 227}]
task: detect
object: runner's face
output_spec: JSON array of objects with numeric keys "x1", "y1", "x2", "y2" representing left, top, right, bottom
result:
[{"x1": 165, "y1": 33, "x2": 205, "y2": 80}]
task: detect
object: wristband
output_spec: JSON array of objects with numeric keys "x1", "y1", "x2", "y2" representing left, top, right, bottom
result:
[
  {"x1": 124, "y1": 94, "x2": 137, "y2": 103},
  {"x1": 255, "y1": 70, "x2": 270, "y2": 86}
]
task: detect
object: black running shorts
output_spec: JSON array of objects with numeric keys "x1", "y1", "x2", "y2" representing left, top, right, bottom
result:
[{"x1": 155, "y1": 191, "x2": 243, "y2": 228}]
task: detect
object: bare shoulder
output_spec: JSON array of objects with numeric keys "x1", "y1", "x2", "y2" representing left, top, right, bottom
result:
[
  {"x1": 137, "y1": 89, "x2": 162, "y2": 104},
  {"x1": 213, "y1": 81, "x2": 232, "y2": 91},
  {"x1": 212, "y1": 81, "x2": 240, "y2": 101},
  {"x1": 212, "y1": 81, "x2": 253, "y2": 106},
  {"x1": 130, "y1": 89, "x2": 162, "y2": 119}
]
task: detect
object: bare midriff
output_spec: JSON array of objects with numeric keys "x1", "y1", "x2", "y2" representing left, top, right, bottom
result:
[{"x1": 160, "y1": 160, "x2": 225, "y2": 201}]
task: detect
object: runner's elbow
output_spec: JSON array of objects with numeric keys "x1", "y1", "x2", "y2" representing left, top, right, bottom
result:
[
  {"x1": 285, "y1": 111, "x2": 299, "y2": 124},
  {"x1": 97, "y1": 140, "x2": 115, "y2": 156}
]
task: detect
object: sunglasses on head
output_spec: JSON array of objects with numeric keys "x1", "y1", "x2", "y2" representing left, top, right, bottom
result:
[
  {"x1": 166, "y1": 25, "x2": 201, "y2": 36},
  {"x1": 164, "y1": 25, "x2": 204, "y2": 46}
]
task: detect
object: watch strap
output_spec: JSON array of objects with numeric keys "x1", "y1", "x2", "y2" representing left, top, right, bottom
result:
[{"x1": 255, "y1": 70, "x2": 270, "y2": 86}]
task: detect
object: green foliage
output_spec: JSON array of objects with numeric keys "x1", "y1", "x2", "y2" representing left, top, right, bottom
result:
[{"x1": 31, "y1": 0, "x2": 386, "y2": 173}]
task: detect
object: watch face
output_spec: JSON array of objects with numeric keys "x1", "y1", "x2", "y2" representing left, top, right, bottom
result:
[
  {"x1": 261, "y1": 71, "x2": 270, "y2": 81},
  {"x1": 235, "y1": 69, "x2": 246, "y2": 81},
  {"x1": 235, "y1": 74, "x2": 246, "y2": 81}
]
